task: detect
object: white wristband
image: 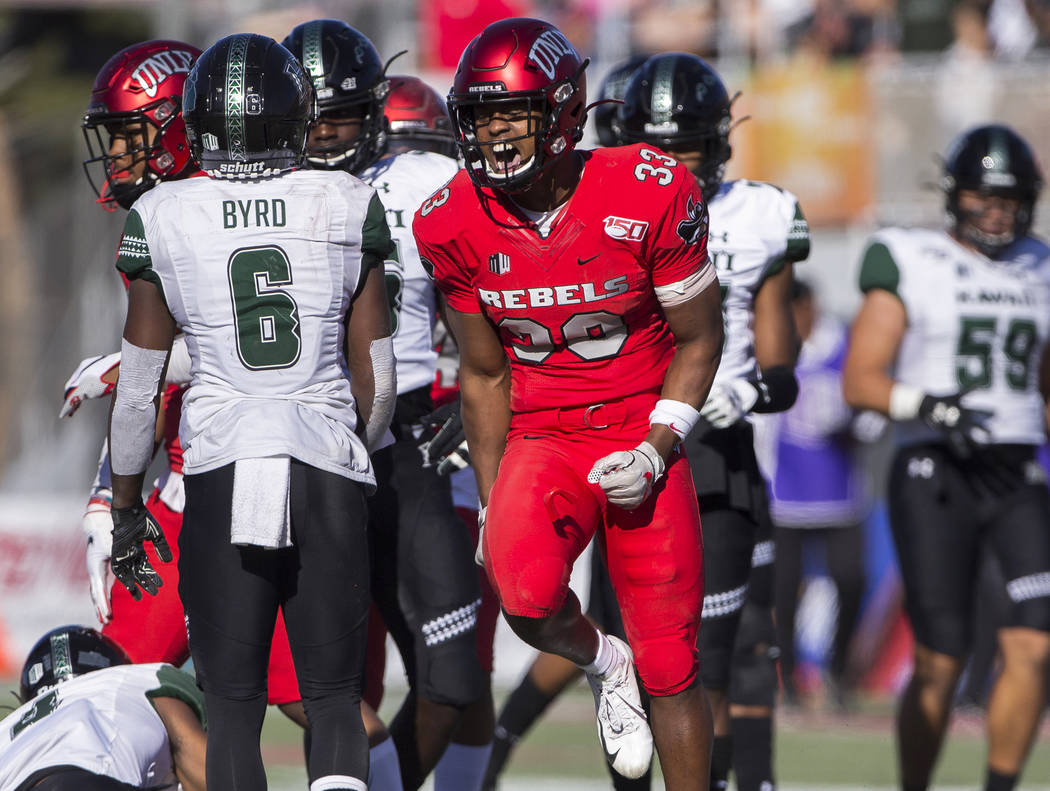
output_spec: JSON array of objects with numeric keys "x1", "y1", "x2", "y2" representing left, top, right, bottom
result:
[
  {"x1": 649, "y1": 398, "x2": 702, "y2": 441},
  {"x1": 889, "y1": 383, "x2": 925, "y2": 421}
]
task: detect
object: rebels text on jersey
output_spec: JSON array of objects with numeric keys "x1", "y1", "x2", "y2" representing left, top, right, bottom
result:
[{"x1": 414, "y1": 144, "x2": 711, "y2": 413}]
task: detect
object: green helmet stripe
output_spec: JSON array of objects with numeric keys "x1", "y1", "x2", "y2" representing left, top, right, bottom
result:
[
  {"x1": 50, "y1": 632, "x2": 73, "y2": 682},
  {"x1": 302, "y1": 21, "x2": 326, "y2": 91},
  {"x1": 650, "y1": 55, "x2": 675, "y2": 123},
  {"x1": 225, "y1": 34, "x2": 249, "y2": 163}
]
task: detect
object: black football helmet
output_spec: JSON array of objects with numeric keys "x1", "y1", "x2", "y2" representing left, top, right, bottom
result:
[
  {"x1": 592, "y1": 54, "x2": 649, "y2": 147},
  {"x1": 616, "y1": 53, "x2": 734, "y2": 200},
  {"x1": 182, "y1": 33, "x2": 313, "y2": 180},
  {"x1": 20, "y1": 625, "x2": 130, "y2": 701},
  {"x1": 942, "y1": 124, "x2": 1043, "y2": 258},
  {"x1": 281, "y1": 20, "x2": 389, "y2": 173}
]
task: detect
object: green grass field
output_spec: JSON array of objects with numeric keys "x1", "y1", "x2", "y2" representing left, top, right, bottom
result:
[
  {"x1": 258, "y1": 684, "x2": 1050, "y2": 790},
  {"x1": 5, "y1": 676, "x2": 1048, "y2": 789}
]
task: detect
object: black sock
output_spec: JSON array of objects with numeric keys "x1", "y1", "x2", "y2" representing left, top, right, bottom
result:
[
  {"x1": 732, "y1": 716, "x2": 774, "y2": 791},
  {"x1": 985, "y1": 768, "x2": 1018, "y2": 791},
  {"x1": 711, "y1": 734, "x2": 733, "y2": 791},
  {"x1": 482, "y1": 674, "x2": 559, "y2": 790}
]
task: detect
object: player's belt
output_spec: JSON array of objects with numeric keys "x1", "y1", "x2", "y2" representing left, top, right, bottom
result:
[{"x1": 511, "y1": 391, "x2": 659, "y2": 432}]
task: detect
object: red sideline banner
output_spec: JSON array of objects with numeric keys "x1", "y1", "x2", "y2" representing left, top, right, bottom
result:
[{"x1": 0, "y1": 496, "x2": 95, "y2": 676}]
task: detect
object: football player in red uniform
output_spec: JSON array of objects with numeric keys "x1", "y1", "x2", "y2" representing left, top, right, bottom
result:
[{"x1": 414, "y1": 19, "x2": 724, "y2": 790}]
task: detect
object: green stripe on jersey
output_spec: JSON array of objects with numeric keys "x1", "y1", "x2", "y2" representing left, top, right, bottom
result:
[
  {"x1": 858, "y1": 241, "x2": 901, "y2": 297},
  {"x1": 146, "y1": 664, "x2": 207, "y2": 728},
  {"x1": 785, "y1": 201, "x2": 810, "y2": 263},
  {"x1": 356, "y1": 192, "x2": 394, "y2": 297},
  {"x1": 115, "y1": 209, "x2": 166, "y2": 304}
]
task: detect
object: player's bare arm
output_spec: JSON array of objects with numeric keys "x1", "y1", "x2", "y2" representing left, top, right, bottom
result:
[
  {"x1": 648, "y1": 280, "x2": 725, "y2": 459},
  {"x1": 753, "y1": 262, "x2": 800, "y2": 371},
  {"x1": 842, "y1": 288, "x2": 907, "y2": 415},
  {"x1": 443, "y1": 306, "x2": 511, "y2": 505},
  {"x1": 152, "y1": 695, "x2": 207, "y2": 791},
  {"x1": 109, "y1": 278, "x2": 176, "y2": 510},
  {"x1": 346, "y1": 261, "x2": 395, "y2": 451}
]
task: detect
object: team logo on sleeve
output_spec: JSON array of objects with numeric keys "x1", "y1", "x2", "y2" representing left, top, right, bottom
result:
[
  {"x1": 676, "y1": 196, "x2": 709, "y2": 246},
  {"x1": 603, "y1": 216, "x2": 649, "y2": 242},
  {"x1": 489, "y1": 252, "x2": 511, "y2": 275}
]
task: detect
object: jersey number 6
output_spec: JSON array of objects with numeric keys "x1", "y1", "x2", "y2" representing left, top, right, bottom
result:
[{"x1": 228, "y1": 245, "x2": 302, "y2": 370}]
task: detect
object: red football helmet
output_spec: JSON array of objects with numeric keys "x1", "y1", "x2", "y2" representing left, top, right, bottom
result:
[
  {"x1": 385, "y1": 75, "x2": 458, "y2": 159},
  {"x1": 447, "y1": 18, "x2": 588, "y2": 191},
  {"x1": 82, "y1": 40, "x2": 201, "y2": 211}
]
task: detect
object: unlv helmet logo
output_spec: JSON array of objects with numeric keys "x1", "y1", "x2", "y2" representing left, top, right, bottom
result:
[
  {"x1": 131, "y1": 49, "x2": 195, "y2": 98},
  {"x1": 676, "y1": 196, "x2": 708, "y2": 246},
  {"x1": 489, "y1": 252, "x2": 511, "y2": 275},
  {"x1": 527, "y1": 29, "x2": 575, "y2": 80}
]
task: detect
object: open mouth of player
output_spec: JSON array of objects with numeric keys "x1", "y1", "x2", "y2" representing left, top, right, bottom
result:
[
  {"x1": 485, "y1": 141, "x2": 533, "y2": 179},
  {"x1": 106, "y1": 167, "x2": 139, "y2": 186}
]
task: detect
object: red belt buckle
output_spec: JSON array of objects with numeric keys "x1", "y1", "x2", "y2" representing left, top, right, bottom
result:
[{"x1": 583, "y1": 403, "x2": 609, "y2": 430}]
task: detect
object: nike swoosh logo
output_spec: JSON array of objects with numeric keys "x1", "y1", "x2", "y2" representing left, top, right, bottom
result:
[
  {"x1": 523, "y1": 434, "x2": 544, "y2": 440},
  {"x1": 577, "y1": 254, "x2": 600, "y2": 266}
]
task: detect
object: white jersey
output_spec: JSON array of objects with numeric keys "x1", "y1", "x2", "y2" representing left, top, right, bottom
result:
[
  {"x1": 0, "y1": 664, "x2": 204, "y2": 791},
  {"x1": 117, "y1": 170, "x2": 392, "y2": 483},
  {"x1": 360, "y1": 151, "x2": 460, "y2": 395},
  {"x1": 707, "y1": 179, "x2": 810, "y2": 386},
  {"x1": 859, "y1": 227, "x2": 1050, "y2": 445}
]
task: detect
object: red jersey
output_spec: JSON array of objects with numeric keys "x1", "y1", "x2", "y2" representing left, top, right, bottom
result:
[{"x1": 414, "y1": 144, "x2": 710, "y2": 414}]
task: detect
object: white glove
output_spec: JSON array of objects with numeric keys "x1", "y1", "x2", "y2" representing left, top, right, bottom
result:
[
  {"x1": 83, "y1": 489, "x2": 115, "y2": 624},
  {"x1": 60, "y1": 352, "x2": 121, "y2": 418},
  {"x1": 588, "y1": 441, "x2": 666, "y2": 510},
  {"x1": 700, "y1": 379, "x2": 760, "y2": 429},
  {"x1": 475, "y1": 505, "x2": 487, "y2": 567}
]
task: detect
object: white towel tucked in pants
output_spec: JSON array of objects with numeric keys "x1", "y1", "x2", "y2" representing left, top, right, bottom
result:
[{"x1": 230, "y1": 456, "x2": 292, "y2": 548}]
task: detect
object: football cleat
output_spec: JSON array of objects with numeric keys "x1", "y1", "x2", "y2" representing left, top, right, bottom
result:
[{"x1": 585, "y1": 635, "x2": 654, "y2": 779}]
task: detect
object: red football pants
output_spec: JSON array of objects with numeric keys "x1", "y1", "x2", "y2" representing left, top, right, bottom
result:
[{"x1": 483, "y1": 397, "x2": 705, "y2": 696}]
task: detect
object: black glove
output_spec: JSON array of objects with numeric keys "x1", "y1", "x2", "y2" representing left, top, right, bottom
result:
[
  {"x1": 918, "y1": 392, "x2": 993, "y2": 459},
  {"x1": 111, "y1": 500, "x2": 171, "y2": 600},
  {"x1": 418, "y1": 399, "x2": 471, "y2": 476}
]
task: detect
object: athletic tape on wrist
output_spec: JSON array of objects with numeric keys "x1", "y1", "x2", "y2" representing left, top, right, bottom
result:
[
  {"x1": 649, "y1": 398, "x2": 702, "y2": 440},
  {"x1": 365, "y1": 336, "x2": 397, "y2": 452},
  {"x1": 110, "y1": 338, "x2": 167, "y2": 475},
  {"x1": 889, "y1": 382, "x2": 925, "y2": 421}
]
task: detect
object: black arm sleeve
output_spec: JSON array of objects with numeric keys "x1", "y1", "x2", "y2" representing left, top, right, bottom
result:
[{"x1": 750, "y1": 365, "x2": 799, "y2": 414}]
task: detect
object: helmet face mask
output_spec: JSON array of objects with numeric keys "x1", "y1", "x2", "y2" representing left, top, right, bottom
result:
[
  {"x1": 447, "y1": 18, "x2": 588, "y2": 193},
  {"x1": 81, "y1": 40, "x2": 201, "y2": 211},
  {"x1": 282, "y1": 19, "x2": 389, "y2": 174},
  {"x1": 183, "y1": 34, "x2": 314, "y2": 180},
  {"x1": 942, "y1": 124, "x2": 1043, "y2": 259},
  {"x1": 615, "y1": 53, "x2": 733, "y2": 200},
  {"x1": 19, "y1": 626, "x2": 130, "y2": 702}
]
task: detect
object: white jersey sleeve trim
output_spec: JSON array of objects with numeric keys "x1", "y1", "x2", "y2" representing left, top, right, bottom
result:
[{"x1": 654, "y1": 262, "x2": 717, "y2": 308}]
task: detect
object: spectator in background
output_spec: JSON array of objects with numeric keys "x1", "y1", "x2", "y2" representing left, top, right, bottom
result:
[
  {"x1": 770, "y1": 280, "x2": 868, "y2": 708},
  {"x1": 935, "y1": 0, "x2": 997, "y2": 135},
  {"x1": 786, "y1": 0, "x2": 898, "y2": 59}
]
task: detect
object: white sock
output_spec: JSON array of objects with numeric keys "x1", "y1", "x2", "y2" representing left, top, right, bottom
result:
[
  {"x1": 579, "y1": 630, "x2": 616, "y2": 677},
  {"x1": 433, "y1": 741, "x2": 494, "y2": 791},
  {"x1": 367, "y1": 736, "x2": 404, "y2": 791}
]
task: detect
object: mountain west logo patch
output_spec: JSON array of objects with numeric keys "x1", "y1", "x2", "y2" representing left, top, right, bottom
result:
[
  {"x1": 676, "y1": 196, "x2": 708, "y2": 246},
  {"x1": 489, "y1": 252, "x2": 511, "y2": 276}
]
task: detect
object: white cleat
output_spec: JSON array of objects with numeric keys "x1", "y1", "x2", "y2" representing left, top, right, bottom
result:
[{"x1": 585, "y1": 635, "x2": 653, "y2": 779}]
